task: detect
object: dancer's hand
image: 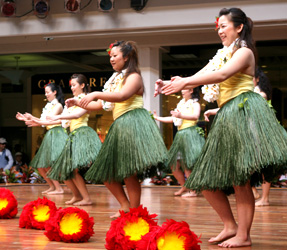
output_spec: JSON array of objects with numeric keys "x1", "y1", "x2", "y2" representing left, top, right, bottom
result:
[
  {"x1": 154, "y1": 79, "x2": 164, "y2": 97},
  {"x1": 25, "y1": 120, "x2": 40, "y2": 127},
  {"x1": 79, "y1": 93, "x2": 96, "y2": 108},
  {"x1": 16, "y1": 112, "x2": 26, "y2": 121},
  {"x1": 162, "y1": 76, "x2": 186, "y2": 95},
  {"x1": 65, "y1": 98, "x2": 77, "y2": 108},
  {"x1": 153, "y1": 110, "x2": 158, "y2": 120},
  {"x1": 24, "y1": 113, "x2": 33, "y2": 120},
  {"x1": 204, "y1": 108, "x2": 219, "y2": 122},
  {"x1": 170, "y1": 110, "x2": 181, "y2": 118}
]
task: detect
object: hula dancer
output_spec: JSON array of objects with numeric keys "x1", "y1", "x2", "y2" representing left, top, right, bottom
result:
[
  {"x1": 47, "y1": 74, "x2": 102, "y2": 206},
  {"x1": 155, "y1": 8, "x2": 287, "y2": 248},
  {"x1": 16, "y1": 82, "x2": 67, "y2": 195},
  {"x1": 68, "y1": 41, "x2": 167, "y2": 218},
  {"x1": 153, "y1": 88, "x2": 205, "y2": 197}
]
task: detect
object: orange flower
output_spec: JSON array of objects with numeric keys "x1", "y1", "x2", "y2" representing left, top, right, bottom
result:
[
  {"x1": 45, "y1": 207, "x2": 94, "y2": 243},
  {"x1": 105, "y1": 205, "x2": 158, "y2": 250},
  {"x1": 0, "y1": 188, "x2": 18, "y2": 219},
  {"x1": 106, "y1": 41, "x2": 117, "y2": 55},
  {"x1": 19, "y1": 197, "x2": 57, "y2": 230}
]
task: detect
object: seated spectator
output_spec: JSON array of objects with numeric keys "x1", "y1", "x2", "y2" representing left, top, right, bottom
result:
[{"x1": 0, "y1": 138, "x2": 13, "y2": 171}]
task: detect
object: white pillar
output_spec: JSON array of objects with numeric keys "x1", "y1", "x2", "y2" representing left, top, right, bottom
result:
[{"x1": 138, "y1": 46, "x2": 162, "y2": 128}]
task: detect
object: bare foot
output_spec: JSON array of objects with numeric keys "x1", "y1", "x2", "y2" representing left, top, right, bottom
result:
[
  {"x1": 218, "y1": 235, "x2": 252, "y2": 248},
  {"x1": 47, "y1": 189, "x2": 64, "y2": 195},
  {"x1": 181, "y1": 191, "x2": 197, "y2": 197},
  {"x1": 65, "y1": 196, "x2": 82, "y2": 205},
  {"x1": 174, "y1": 186, "x2": 187, "y2": 196},
  {"x1": 73, "y1": 200, "x2": 93, "y2": 206},
  {"x1": 110, "y1": 208, "x2": 130, "y2": 219},
  {"x1": 42, "y1": 187, "x2": 55, "y2": 194},
  {"x1": 255, "y1": 199, "x2": 269, "y2": 207},
  {"x1": 208, "y1": 227, "x2": 237, "y2": 243}
]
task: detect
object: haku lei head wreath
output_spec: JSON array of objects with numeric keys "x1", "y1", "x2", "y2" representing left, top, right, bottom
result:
[
  {"x1": 106, "y1": 40, "x2": 118, "y2": 55},
  {"x1": 215, "y1": 16, "x2": 219, "y2": 30}
]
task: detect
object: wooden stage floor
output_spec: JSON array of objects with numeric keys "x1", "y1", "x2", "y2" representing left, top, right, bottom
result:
[{"x1": 0, "y1": 184, "x2": 286, "y2": 250}]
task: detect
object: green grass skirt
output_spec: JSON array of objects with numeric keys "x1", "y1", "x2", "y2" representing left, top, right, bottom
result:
[
  {"x1": 166, "y1": 126, "x2": 205, "y2": 171},
  {"x1": 48, "y1": 126, "x2": 102, "y2": 181},
  {"x1": 185, "y1": 91, "x2": 287, "y2": 192},
  {"x1": 85, "y1": 108, "x2": 168, "y2": 183},
  {"x1": 30, "y1": 126, "x2": 68, "y2": 169}
]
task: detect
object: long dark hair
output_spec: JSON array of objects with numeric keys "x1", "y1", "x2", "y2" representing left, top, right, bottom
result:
[
  {"x1": 70, "y1": 74, "x2": 91, "y2": 94},
  {"x1": 219, "y1": 8, "x2": 257, "y2": 62},
  {"x1": 45, "y1": 82, "x2": 65, "y2": 107},
  {"x1": 112, "y1": 41, "x2": 142, "y2": 84},
  {"x1": 192, "y1": 87, "x2": 200, "y2": 101},
  {"x1": 255, "y1": 67, "x2": 272, "y2": 100}
]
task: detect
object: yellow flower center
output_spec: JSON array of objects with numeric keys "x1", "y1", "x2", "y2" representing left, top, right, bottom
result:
[
  {"x1": 60, "y1": 213, "x2": 83, "y2": 235},
  {"x1": 123, "y1": 217, "x2": 150, "y2": 241},
  {"x1": 157, "y1": 231, "x2": 186, "y2": 250},
  {"x1": 0, "y1": 198, "x2": 8, "y2": 210},
  {"x1": 32, "y1": 204, "x2": 50, "y2": 222}
]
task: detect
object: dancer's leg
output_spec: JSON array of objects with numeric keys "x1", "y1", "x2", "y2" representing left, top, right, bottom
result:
[
  {"x1": 38, "y1": 168, "x2": 55, "y2": 193},
  {"x1": 104, "y1": 181, "x2": 130, "y2": 218},
  {"x1": 73, "y1": 170, "x2": 93, "y2": 206},
  {"x1": 219, "y1": 182, "x2": 254, "y2": 248},
  {"x1": 64, "y1": 179, "x2": 82, "y2": 205},
  {"x1": 202, "y1": 190, "x2": 237, "y2": 243},
  {"x1": 181, "y1": 169, "x2": 197, "y2": 197},
  {"x1": 124, "y1": 174, "x2": 141, "y2": 208},
  {"x1": 173, "y1": 161, "x2": 187, "y2": 195},
  {"x1": 255, "y1": 180, "x2": 271, "y2": 206},
  {"x1": 252, "y1": 186, "x2": 260, "y2": 200}
]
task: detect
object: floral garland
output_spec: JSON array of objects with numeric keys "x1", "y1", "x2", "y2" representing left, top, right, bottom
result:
[
  {"x1": 201, "y1": 39, "x2": 246, "y2": 103},
  {"x1": 61, "y1": 93, "x2": 85, "y2": 128},
  {"x1": 173, "y1": 98, "x2": 198, "y2": 126},
  {"x1": 102, "y1": 70, "x2": 126, "y2": 111}
]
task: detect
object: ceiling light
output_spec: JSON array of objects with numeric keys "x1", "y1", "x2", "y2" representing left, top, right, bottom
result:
[
  {"x1": 34, "y1": 0, "x2": 49, "y2": 19},
  {"x1": 1, "y1": 0, "x2": 16, "y2": 17},
  {"x1": 98, "y1": 0, "x2": 114, "y2": 12},
  {"x1": 65, "y1": 0, "x2": 81, "y2": 13}
]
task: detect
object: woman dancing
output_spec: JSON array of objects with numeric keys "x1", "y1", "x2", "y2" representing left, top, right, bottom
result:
[
  {"x1": 47, "y1": 74, "x2": 102, "y2": 206},
  {"x1": 155, "y1": 8, "x2": 287, "y2": 248},
  {"x1": 16, "y1": 82, "x2": 67, "y2": 195},
  {"x1": 153, "y1": 87, "x2": 205, "y2": 197},
  {"x1": 68, "y1": 41, "x2": 167, "y2": 218}
]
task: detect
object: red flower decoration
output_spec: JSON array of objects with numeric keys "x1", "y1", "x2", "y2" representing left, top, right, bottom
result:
[
  {"x1": 0, "y1": 188, "x2": 18, "y2": 219},
  {"x1": 19, "y1": 197, "x2": 58, "y2": 230},
  {"x1": 44, "y1": 207, "x2": 94, "y2": 243},
  {"x1": 215, "y1": 16, "x2": 219, "y2": 30},
  {"x1": 105, "y1": 205, "x2": 158, "y2": 250},
  {"x1": 137, "y1": 219, "x2": 202, "y2": 250},
  {"x1": 106, "y1": 41, "x2": 117, "y2": 55}
]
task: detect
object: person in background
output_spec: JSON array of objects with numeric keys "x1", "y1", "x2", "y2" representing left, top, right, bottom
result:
[
  {"x1": 0, "y1": 137, "x2": 14, "y2": 171},
  {"x1": 16, "y1": 82, "x2": 67, "y2": 195},
  {"x1": 153, "y1": 87, "x2": 205, "y2": 197},
  {"x1": 13, "y1": 152, "x2": 26, "y2": 172}
]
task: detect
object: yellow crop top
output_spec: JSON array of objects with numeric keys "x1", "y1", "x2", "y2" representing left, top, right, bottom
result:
[
  {"x1": 112, "y1": 80, "x2": 143, "y2": 120},
  {"x1": 217, "y1": 72, "x2": 254, "y2": 107},
  {"x1": 69, "y1": 106, "x2": 89, "y2": 132},
  {"x1": 46, "y1": 104, "x2": 61, "y2": 130}
]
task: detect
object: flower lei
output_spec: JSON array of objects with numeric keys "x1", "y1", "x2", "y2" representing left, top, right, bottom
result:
[
  {"x1": 102, "y1": 70, "x2": 126, "y2": 111},
  {"x1": 173, "y1": 98, "x2": 198, "y2": 126},
  {"x1": 201, "y1": 39, "x2": 246, "y2": 103},
  {"x1": 61, "y1": 93, "x2": 85, "y2": 128},
  {"x1": 40, "y1": 98, "x2": 59, "y2": 121}
]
